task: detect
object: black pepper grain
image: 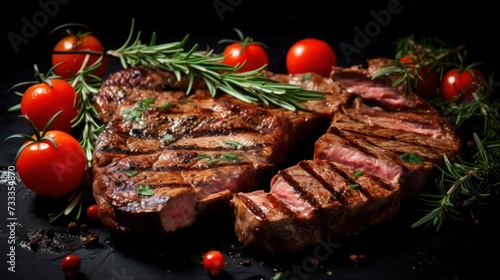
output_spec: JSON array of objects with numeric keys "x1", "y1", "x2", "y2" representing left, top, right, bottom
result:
[{"x1": 68, "y1": 222, "x2": 79, "y2": 234}]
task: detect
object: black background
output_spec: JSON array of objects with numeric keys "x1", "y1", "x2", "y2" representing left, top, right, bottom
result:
[
  {"x1": 1, "y1": 0, "x2": 499, "y2": 75},
  {"x1": 1, "y1": 1, "x2": 500, "y2": 280}
]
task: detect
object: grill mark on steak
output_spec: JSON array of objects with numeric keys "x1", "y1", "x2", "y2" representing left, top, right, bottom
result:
[
  {"x1": 232, "y1": 190, "x2": 323, "y2": 253},
  {"x1": 333, "y1": 117, "x2": 443, "y2": 153},
  {"x1": 298, "y1": 161, "x2": 349, "y2": 204},
  {"x1": 230, "y1": 193, "x2": 268, "y2": 222},
  {"x1": 276, "y1": 170, "x2": 324, "y2": 210},
  {"x1": 323, "y1": 161, "x2": 373, "y2": 198},
  {"x1": 327, "y1": 126, "x2": 379, "y2": 159},
  {"x1": 316, "y1": 126, "x2": 406, "y2": 184},
  {"x1": 350, "y1": 102, "x2": 444, "y2": 138},
  {"x1": 266, "y1": 193, "x2": 299, "y2": 220}
]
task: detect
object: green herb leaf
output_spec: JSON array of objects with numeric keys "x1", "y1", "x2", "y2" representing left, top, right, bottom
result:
[
  {"x1": 302, "y1": 73, "x2": 313, "y2": 81},
  {"x1": 161, "y1": 102, "x2": 171, "y2": 109},
  {"x1": 353, "y1": 170, "x2": 364, "y2": 178},
  {"x1": 222, "y1": 140, "x2": 244, "y2": 149},
  {"x1": 194, "y1": 154, "x2": 212, "y2": 161},
  {"x1": 137, "y1": 185, "x2": 155, "y2": 196},
  {"x1": 400, "y1": 153, "x2": 424, "y2": 164},
  {"x1": 127, "y1": 170, "x2": 138, "y2": 177},
  {"x1": 163, "y1": 133, "x2": 176, "y2": 142},
  {"x1": 217, "y1": 153, "x2": 240, "y2": 162},
  {"x1": 195, "y1": 153, "x2": 240, "y2": 163},
  {"x1": 121, "y1": 98, "x2": 155, "y2": 122},
  {"x1": 349, "y1": 184, "x2": 359, "y2": 189}
]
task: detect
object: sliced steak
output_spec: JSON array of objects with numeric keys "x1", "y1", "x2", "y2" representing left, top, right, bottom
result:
[
  {"x1": 231, "y1": 159, "x2": 400, "y2": 254},
  {"x1": 92, "y1": 66, "x2": 351, "y2": 234},
  {"x1": 230, "y1": 61, "x2": 463, "y2": 254}
]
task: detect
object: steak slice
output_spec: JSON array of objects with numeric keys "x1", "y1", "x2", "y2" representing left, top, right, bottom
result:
[
  {"x1": 232, "y1": 190, "x2": 324, "y2": 254},
  {"x1": 231, "y1": 159, "x2": 400, "y2": 254},
  {"x1": 330, "y1": 65, "x2": 431, "y2": 111},
  {"x1": 314, "y1": 124, "x2": 435, "y2": 199},
  {"x1": 332, "y1": 109, "x2": 463, "y2": 166},
  {"x1": 92, "y1": 66, "x2": 351, "y2": 234}
]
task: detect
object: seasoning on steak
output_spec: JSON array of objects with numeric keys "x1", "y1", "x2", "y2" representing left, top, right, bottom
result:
[
  {"x1": 91, "y1": 66, "x2": 351, "y2": 234},
  {"x1": 229, "y1": 62, "x2": 463, "y2": 254}
]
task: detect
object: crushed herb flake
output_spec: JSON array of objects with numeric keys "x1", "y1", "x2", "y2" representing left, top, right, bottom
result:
[
  {"x1": 127, "y1": 170, "x2": 138, "y2": 177},
  {"x1": 137, "y1": 185, "x2": 155, "y2": 196},
  {"x1": 195, "y1": 153, "x2": 240, "y2": 163},
  {"x1": 161, "y1": 102, "x2": 171, "y2": 109},
  {"x1": 163, "y1": 133, "x2": 176, "y2": 142},
  {"x1": 302, "y1": 73, "x2": 313, "y2": 81},
  {"x1": 349, "y1": 184, "x2": 359, "y2": 189},
  {"x1": 354, "y1": 170, "x2": 364, "y2": 178},
  {"x1": 400, "y1": 153, "x2": 424, "y2": 164},
  {"x1": 194, "y1": 154, "x2": 212, "y2": 161},
  {"x1": 222, "y1": 140, "x2": 244, "y2": 149},
  {"x1": 121, "y1": 97, "x2": 156, "y2": 122}
]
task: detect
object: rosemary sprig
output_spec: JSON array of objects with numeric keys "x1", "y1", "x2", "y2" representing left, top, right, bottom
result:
[
  {"x1": 372, "y1": 34, "x2": 464, "y2": 94},
  {"x1": 412, "y1": 133, "x2": 500, "y2": 230},
  {"x1": 67, "y1": 54, "x2": 105, "y2": 168},
  {"x1": 429, "y1": 75, "x2": 500, "y2": 134},
  {"x1": 47, "y1": 55, "x2": 105, "y2": 222},
  {"x1": 106, "y1": 19, "x2": 324, "y2": 111}
]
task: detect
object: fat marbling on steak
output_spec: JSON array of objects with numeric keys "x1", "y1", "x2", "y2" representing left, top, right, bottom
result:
[
  {"x1": 230, "y1": 61, "x2": 463, "y2": 254},
  {"x1": 91, "y1": 66, "x2": 351, "y2": 234}
]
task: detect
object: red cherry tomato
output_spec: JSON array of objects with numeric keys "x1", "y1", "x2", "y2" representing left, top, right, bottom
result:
[
  {"x1": 21, "y1": 78, "x2": 79, "y2": 133},
  {"x1": 399, "y1": 55, "x2": 438, "y2": 99},
  {"x1": 203, "y1": 250, "x2": 225, "y2": 276},
  {"x1": 4, "y1": 114, "x2": 87, "y2": 198},
  {"x1": 220, "y1": 29, "x2": 269, "y2": 73},
  {"x1": 52, "y1": 32, "x2": 108, "y2": 79},
  {"x1": 440, "y1": 68, "x2": 488, "y2": 103},
  {"x1": 222, "y1": 43, "x2": 269, "y2": 72},
  {"x1": 286, "y1": 38, "x2": 337, "y2": 77},
  {"x1": 61, "y1": 254, "x2": 81, "y2": 277},
  {"x1": 86, "y1": 204, "x2": 100, "y2": 222}
]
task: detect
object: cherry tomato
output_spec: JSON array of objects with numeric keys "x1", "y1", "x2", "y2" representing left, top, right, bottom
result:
[
  {"x1": 4, "y1": 114, "x2": 87, "y2": 198},
  {"x1": 61, "y1": 254, "x2": 81, "y2": 277},
  {"x1": 286, "y1": 38, "x2": 337, "y2": 77},
  {"x1": 219, "y1": 28, "x2": 269, "y2": 73},
  {"x1": 440, "y1": 68, "x2": 488, "y2": 103},
  {"x1": 52, "y1": 32, "x2": 108, "y2": 79},
  {"x1": 399, "y1": 55, "x2": 438, "y2": 99},
  {"x1": 21, "y1": 78, "x2": 79, "y2": 133},
  {"x1": 86, "y1": 204, "x2": 100, "y2": 222},
  {"x1": 222, "y1": 42, "x2": 269, "y2": 72},
  {"x1": 203, "y1": 250, "x2": 225, "y2": 276}
]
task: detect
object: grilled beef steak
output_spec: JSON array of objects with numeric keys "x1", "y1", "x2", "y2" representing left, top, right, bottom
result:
[
  {"x1": 230, "y1": 63, "x2": 462, "y2": 254},
  {"x1": 91, "y1": 66, "x2": 351, "y2": 234},
  {"x1": 91, "y1": 61, "x2": 462, "y2": 254}
]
